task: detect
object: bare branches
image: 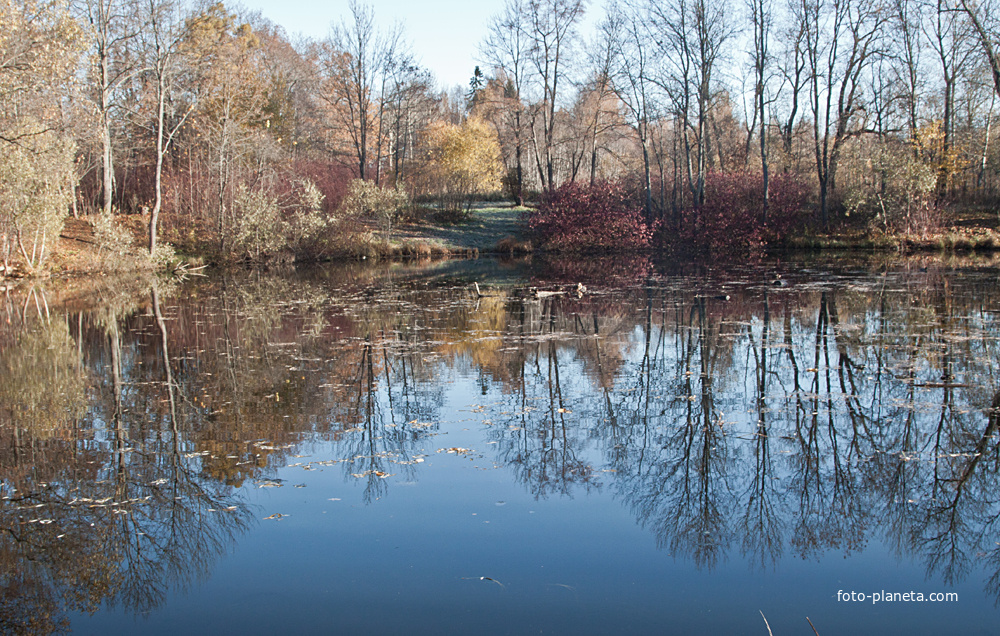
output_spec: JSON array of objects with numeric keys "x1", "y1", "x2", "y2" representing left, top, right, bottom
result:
[{"x1": 319, "y1": 0, "x2": 408, "y2": 182}]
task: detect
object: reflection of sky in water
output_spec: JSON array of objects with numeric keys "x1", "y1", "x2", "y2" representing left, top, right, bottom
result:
[
  {"x1": 2, "y1": 257, "x2": 998, "y2": 634},
  {"x1": 79, "y1": 366, "x2": 995, "y2": 634}
]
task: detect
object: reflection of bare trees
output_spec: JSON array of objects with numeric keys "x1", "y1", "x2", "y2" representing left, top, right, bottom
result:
[
  {"x1": 477, "y1": 262, "x2": 1000, "y2": 600},
  {"x1": 7, "y1": 257, "x2": 1000, "y2": 622},
  {"x1": 0, "y1": 445, "x2": 252, "y2": 629},
  {"x1": 787, "y1": 290, "x2": 867, "y2": 561},
  {"x1": 914, "y1": 389, "x2": 1000, "y2": 595},
  {"x1": 743, "y1": 291, "x2": 784, "y2": 568},
  {"x1": 612, "y1": 293, "x2": 735, "y2": 569},
  {"x1": 330, "y1": 334, "x2": 433, "y2": 503},
  {"x1": 0, "y1": 283, "x2": 254, "y2": 634},
  {"x1": 491, "y1": 297, "x2": 602, "y2": 499}
]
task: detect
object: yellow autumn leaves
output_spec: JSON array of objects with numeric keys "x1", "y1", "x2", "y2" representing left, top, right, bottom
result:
[
  {"x1": 420, "y1": 117, "x2": 504, "y2": 212},
  {"x1": 0, "y1": 0, "x2": 83, "y2": 271}
]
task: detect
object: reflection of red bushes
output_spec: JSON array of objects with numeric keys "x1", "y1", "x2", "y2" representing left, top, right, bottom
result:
[
  {"x1": 538, "y1": 254, "x2": 654, "y2": 286},
  {"x1": 529, "y1": 181, "x2": 655, "y2": 251},
  {"x1": 677, "y1": 171, "x2": 810, "y2": 254}
]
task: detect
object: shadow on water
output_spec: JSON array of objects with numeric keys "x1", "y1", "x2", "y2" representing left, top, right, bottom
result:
[{"x1": 3, "y1": 252, "x2": 1000, "y2": 631}]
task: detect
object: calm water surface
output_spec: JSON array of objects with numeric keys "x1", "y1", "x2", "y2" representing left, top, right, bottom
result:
[{"x1": 3, "y1": 254, "x2": 1000, "y2": 634}]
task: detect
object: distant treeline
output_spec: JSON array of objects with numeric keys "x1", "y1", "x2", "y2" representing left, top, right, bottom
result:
[{"x1": 2, "y1": 0, "x2": 1000, "y2": 269}]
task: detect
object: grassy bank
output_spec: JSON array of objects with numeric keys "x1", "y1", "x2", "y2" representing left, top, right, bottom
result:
[
  {"x1": 24, "y1": 205, "x2": 529, "y2": 279},
  {"x1": 394, "y1": 205, "x2": 531, "y2": 254}
]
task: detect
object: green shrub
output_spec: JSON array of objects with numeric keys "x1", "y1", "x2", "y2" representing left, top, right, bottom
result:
[
  {"x1": 0, "y1": 130, "x2": 74, "y2": 272},
  {"x1": 286, "y1": 180, "x2": 329, "y2": 256}
]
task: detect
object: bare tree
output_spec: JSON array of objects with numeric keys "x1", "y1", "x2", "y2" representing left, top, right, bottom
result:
[
  {"x1": 319, "y1": 0, "x2": 404, "y2": 182},
  {"x1": 372, "y1": 48, "x2": 417, "y2": 185},
  {"x1": 930, "y1": 0, "x2": 975, "y2": 195},
  {"x1": 525, "y1": 0, "x2": 586, "y2": 191},
  {"x1": 481, "y1": 0, "x2": 532, "y2": 204},
  {"x1": 384, "y1": 65, "x2": 435, "y2": 186},
  {"x1": 890, "y1": 0, "x2": 923, "y2": 148},
  {"x1": 802, "y1": 0, "x2": 886, "y2": 229},
  {"x1": 749, "y1": 0, "x2": 774, "y2": 220},
  {"x1": 648, "y1": 0, "x2": 733, "y2": 207},
  {"x1": 140, "y1": 0, "x2": 195, "y2": 254},
  {"x1": 775, "y1": 0, "x2": 809, "y2": 173},
  {"x1": 79, "y1": 0, "x2": 144, "y2": 215},
  {"x1": 605, "y1": 2, "x2": 658, "y2": 219},
  {"x1": 580, "y1": 13, "x2": 624, "y2": 187},
  {"x1": 959, "y1": 0, "x2": 1000, "y2": 100}
]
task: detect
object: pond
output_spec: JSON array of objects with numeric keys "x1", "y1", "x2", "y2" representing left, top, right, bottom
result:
[{"x1": 2, "y1": 253, "x2": 1000, "y2": 635}]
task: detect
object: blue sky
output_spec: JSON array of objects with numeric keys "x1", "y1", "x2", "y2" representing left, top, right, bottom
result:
[{"x1": 238, "y1": 0, "x2": 603, "y2": 90}]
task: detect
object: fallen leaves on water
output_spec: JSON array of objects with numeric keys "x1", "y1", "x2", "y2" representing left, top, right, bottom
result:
[
  {"x1": 350, "y1": 470, "x2": 393, "y2": 478},
  {"x1": 263, "y1": 513, "x2": 287, "y2": 520},
  {"x1": 438, "y1": 447, "x2": 474, "y2": 455}
]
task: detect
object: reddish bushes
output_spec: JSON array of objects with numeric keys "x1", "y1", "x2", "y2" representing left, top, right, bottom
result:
[
  {"x1": 290, "y1": 159, "x2": 354, "y2": 214},
  {"x1": 528, "y1": 180, "x2": 654, "y2": 251},
  {"x1": 678, "y1": 171, "x2": 811, "y2": 253}
]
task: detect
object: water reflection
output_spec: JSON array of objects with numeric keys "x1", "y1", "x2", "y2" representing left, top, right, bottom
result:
[
  {"x1": 3, "y1": 255, "x2": 1000, "y2": 630},
  {"x1": 0, "y1": 282, "x2": 254, "y2": 634}
]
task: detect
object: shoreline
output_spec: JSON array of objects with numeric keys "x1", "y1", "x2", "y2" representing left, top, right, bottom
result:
[{"x1": 6, "y1": 207, "x2": 1000, "y2": 281}]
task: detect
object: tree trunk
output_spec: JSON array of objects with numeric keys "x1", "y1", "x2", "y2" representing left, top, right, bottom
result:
[{"x1": 150, "y1": 71, "x2": 165, "y2": 255}]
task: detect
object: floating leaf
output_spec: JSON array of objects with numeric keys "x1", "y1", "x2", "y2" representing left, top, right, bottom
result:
[{"x1": 439, "y1": 447, "x2": 474, "y2": 455}]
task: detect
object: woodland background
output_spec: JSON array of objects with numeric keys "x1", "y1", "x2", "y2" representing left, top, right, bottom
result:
[{"x1": 4, "y1": 0, "x2": 1000, "y2": 268}]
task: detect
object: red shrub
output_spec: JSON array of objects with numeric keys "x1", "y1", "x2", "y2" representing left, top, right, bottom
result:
[
  {"x1": 678, "y1": 171, "x2": 811, "y2": 253},
  {"x1": 529, "y1": 180, "x2": 654, "y2": 251},
  {"x1": 290, "y1": 159, "x2": 353, "y2": 214}
]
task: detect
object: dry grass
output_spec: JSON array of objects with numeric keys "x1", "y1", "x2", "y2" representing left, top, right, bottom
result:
[
  {"x1": 494, "y1": 235, "x2": 533, "y2": 254},
  {"x1": 43, "y1": 216, "x2": 158, "y2": 277},
  {"x1": 786, "y1": 226, "x2": 1000, "y2": 254},
  {"x1": 395, "y1": 239, "x2": 451, "y2": 257}
]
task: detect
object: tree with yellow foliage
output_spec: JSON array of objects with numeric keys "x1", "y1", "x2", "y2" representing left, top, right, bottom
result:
[
  {"x1": 183, "y1": 3, "x2": 270, "y2": 253},
  {"x1": 0, "y1": 0, "x2": 83, "y2": 273},
  {"x1": 421, "y1": 117, "x2": 503, "y2": 213}
]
